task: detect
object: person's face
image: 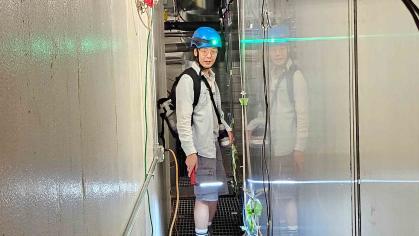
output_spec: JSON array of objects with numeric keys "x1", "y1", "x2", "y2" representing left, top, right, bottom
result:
[
  {"x1": 269, "y1": 44, "x2": 288, "y2": 66},
  {"x1": 194, "y1": 47, "x2": 218, "y2": 69}
]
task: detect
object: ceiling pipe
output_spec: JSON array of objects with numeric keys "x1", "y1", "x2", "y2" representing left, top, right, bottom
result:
[
  {"x1": 165, "y1": 42, "x2": 190, "y2": 53},
  {"x1": 164, "y1": 21, "x2": 220, "y2": 31},
  {"x1": 166, "y1": 60, "x2": 185, "y2": 65},
  {"x1": 165, "y1": 32, "x2": 194, "y2": 37}
]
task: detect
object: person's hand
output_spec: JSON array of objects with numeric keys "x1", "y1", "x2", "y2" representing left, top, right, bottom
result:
[
  {"x1": 293, "y1": 150, "x2": 304, "y2": 173},
  {"x1": 228, "y1": 131, "x2": 235, "y2": 144},
  {"x1": 185, "y1": 153, "x2": 198, "y2": 177}
]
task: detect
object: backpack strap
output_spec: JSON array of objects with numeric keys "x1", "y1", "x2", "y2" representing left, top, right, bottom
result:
[
  {"x1": 182, "y1": 67, "x2": 202, "y2": 109},
  {"x1": 170, "y1": 67, "x2": 202, "y2": 109},
  {"x1": 271, "y1": 63, "x2": 298, "y2": 106},
  {"x1": 175, "y1": 67, "x2": 202, "y2": 127},
  {"x1": 286, "y1": 64, "x2": 298, "y2": 106},
  {"x1": 201, "y1": 77, "x2": 222, "y2": 124}
]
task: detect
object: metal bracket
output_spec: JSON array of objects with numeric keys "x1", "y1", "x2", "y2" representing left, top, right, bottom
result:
[{"x1": 154, "y1": 144, "x2": 165, "y2": 162}]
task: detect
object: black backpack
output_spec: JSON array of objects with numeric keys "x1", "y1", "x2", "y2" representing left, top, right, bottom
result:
[
  {"x1": 157, "y1": 67, "x2": 202, "y2": 147},
  {"x1": 157, "y1": 68, "x2": 204, "y2": 177}
]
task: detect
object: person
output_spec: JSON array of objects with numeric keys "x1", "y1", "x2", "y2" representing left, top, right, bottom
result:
[
  {"x1": 268, "y1": 24, "x2": 308, "y2": 235},
  {"x1": 176, "y1": 26, "x2": 234, "y2": 236},
  {"x1": 248, "y1": 24, "x2": 308, "y2": 235}
]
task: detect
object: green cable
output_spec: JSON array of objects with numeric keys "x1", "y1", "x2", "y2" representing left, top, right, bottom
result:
[
  {"x1": 229, "y1": 118, "x2": 239, "y2": 193},
  {"x1": 143, "y1": 27, "x2": 154, "y2": 236}
]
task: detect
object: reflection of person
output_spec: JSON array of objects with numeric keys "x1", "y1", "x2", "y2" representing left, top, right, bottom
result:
[
  {"x1": 176, "y1": 26, "x2": 234, "y2": 236},
  {"x1": 249, "y1": 24, "x2": 308, "y2": 234},
  {"x1": 268, "y1": 24, "x2": 308, "y2": 234}
]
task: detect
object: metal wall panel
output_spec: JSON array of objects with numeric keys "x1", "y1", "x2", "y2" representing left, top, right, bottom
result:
[
  {"x1": 358, "y1": 1, "x2": 419, "y2": 235},
  {"x1": 0, "y1": 1, "x2": 164, "y2": 235},
  {"x1": 239, "y1": 1, "x2": 419, "y2": 235}
]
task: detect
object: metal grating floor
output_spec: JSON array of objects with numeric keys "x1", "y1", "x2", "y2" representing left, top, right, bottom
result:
[
  {"x1": 178, "y1": 177, "x2": 192, "y2": 187},
  {"x1": 171, "y1": 195, "x2": 243, "y2": 236}
]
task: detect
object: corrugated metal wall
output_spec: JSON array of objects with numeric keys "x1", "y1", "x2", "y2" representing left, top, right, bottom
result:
[{"x1": 0, "y1": 1, "x2": 166, "y2": 235}]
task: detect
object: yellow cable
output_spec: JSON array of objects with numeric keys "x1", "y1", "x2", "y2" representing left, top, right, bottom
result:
[{"x1": 166, "y1": 148, "x2": 179, "y2": 236}]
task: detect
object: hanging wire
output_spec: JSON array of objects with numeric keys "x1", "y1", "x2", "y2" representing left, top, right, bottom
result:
[
  {"x1": 260, "y1": 0, "x2": 274, "y2": 235},
  {"x1": 144, "y1": 21, "x2": 154, "y2": 236},
  {"x1": 166, "y1": 149, "x2": 180, "y2": 236},
  {"x1": 134, "y1": 1, "x2": 154, "y2": 234}
]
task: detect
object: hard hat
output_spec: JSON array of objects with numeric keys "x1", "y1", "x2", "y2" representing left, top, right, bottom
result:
[
  {"x1": 268, "y1": 24, "x2": 290, "y2": 38},
  {"x1": 267, "y1": 24, "x2": 290, "y2": 44},
  {"x1": 191, "y1": 27, "x2": 222, "y2": 48}
]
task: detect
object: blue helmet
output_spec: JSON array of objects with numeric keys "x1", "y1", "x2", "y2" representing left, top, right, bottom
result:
[
  {"x1": 267, "y1": 24, "x2": 290, "y2": 44},
  {"x1": 191, "y1": 27, "x2": 222, "y2": 48}
]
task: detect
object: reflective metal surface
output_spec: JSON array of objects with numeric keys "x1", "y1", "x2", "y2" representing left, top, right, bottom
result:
[
  {"x1": 358, "y1": 1, "x2": 419, "y2": 235},
  {"x1": 0, "y1": 1, "x2": 165, "y2": 235},
  {"x1": 239, "y1": 0, "x2": 419, "y2": 235}
]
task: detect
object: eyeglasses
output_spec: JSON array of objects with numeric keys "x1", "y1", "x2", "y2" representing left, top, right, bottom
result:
[{"x1": 199, "y1": 48, "x2": 218, "y2": 56}]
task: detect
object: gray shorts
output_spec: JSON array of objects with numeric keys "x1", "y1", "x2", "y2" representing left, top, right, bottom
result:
[
  {"x1": 270, "y1": 154, "x2": 298, "y2": 200},
  {"x1": 194, "y1": 142, "x2": 228, "y2": 202}
]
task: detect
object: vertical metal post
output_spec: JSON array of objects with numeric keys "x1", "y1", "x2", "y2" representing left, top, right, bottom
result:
[
  {"x1": 349, "y1": 0, "x2": 361, "y2": 235},
  {"x1": 123, "y1": 157, "x2": 160, "y2": 236}
]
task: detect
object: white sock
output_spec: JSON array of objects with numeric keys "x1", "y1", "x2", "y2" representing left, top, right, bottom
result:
[
  {"x1": 208, "y1": 222, "x2": 212, "y2": 227},
  {"x1": 195, "y1": 228, "x2": 208, "y2": 236}
]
